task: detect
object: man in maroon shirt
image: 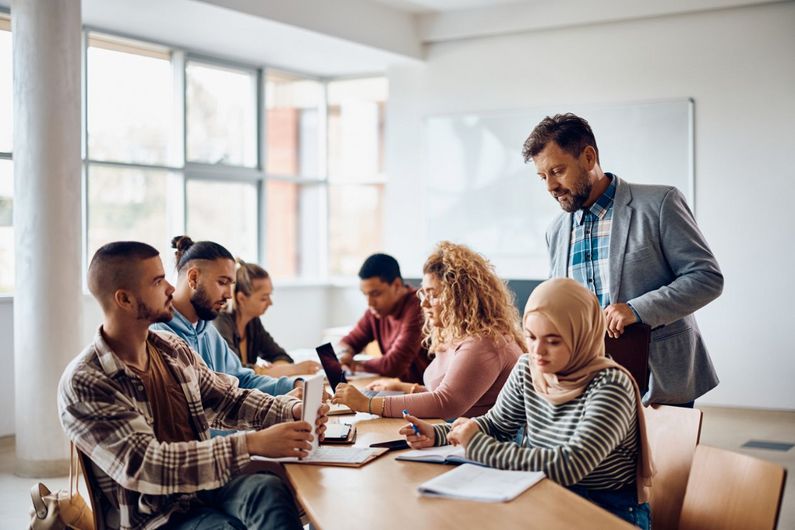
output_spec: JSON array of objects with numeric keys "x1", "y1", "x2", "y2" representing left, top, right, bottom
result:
[{"x1": 338, "y1": 254, "x2": 429, "y2": 384}]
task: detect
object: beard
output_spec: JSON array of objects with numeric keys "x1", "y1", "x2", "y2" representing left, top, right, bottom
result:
[
  {"x1": 191, "y1": 283, "x2": 222, "y2": 321},
  {"x1": 136, "y1": 298, "x2": 173, "y2": 324},
  {"x1": 556, "y1": 167, "x2": 593, "y2": 213}
]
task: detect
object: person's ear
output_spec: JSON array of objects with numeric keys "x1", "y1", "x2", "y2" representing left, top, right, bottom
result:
[
  {"x1": 187, "y1": 266, "x2": 200, "y2": 290},
  {"x1": 235, "y1": 290, "x2": 246, "y2": 306},
  {"x1": 581, "y1": 145, "x2": 597, "y2": 171},
  {"x1": 113, "y1": 289, "x2": 135, "y2": 311}
]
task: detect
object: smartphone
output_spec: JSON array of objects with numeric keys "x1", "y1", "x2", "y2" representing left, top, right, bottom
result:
[{"x1": 369, "y1": 439, "x2": 410, "y2": 451}]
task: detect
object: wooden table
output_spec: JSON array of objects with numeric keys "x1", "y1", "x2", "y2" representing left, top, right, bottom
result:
[{"x1": 284, "y1": 416, "x2": 635, "y2": 530}]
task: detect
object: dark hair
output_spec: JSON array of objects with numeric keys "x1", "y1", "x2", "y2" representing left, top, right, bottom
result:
[
  {"x1": 522, "y1": 113, "x2": 600, "y2": 164},
  {"x1": 88, "y1": 241, "x2": 160, "y2": 304},
  {"x1": 171, "y1": 235, "x2": 234, "y2": 272},
  {"x1": 358, "y1": 253, "x2": 402, "y2": 284},
  {"x1": 235, "y1": 258, "x2": 269, "y2": 297}
]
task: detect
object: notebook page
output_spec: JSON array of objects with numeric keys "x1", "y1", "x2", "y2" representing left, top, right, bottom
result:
[{"x1": 418, "y1": 463, "x2": 545, "y2": 502}]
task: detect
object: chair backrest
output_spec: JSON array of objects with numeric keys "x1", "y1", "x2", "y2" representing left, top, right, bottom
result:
[
  {"x1": 77, "y1": 450, "x2": 109, "y2": 530},
  {"x1": 679, "y1": 444, "x2": 787, "y2": 530},
  {"x1": 604, "y1": 323, "x2": 651, "y2": 394},
  {"x1": 644, "y1": 404, "x2": 702, "y2": 530}
]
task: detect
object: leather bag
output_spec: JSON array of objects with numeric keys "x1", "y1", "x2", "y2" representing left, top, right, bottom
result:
[{"x1": 29, "y1": 444, "x2": 95, "y2": 530}]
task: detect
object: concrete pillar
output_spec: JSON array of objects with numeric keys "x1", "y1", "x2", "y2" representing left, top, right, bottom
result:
[{"x1": 12, "y1": 0, "x2": 82, "y2": 476}]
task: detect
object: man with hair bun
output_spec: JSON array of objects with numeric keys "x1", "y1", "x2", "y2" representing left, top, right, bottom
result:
[
  {"x1": 150, "y1": 236, "x2": 298, "y2": 397},
  {"x1": 59, "y1": 241, "x2": 327, "y2": 529}
]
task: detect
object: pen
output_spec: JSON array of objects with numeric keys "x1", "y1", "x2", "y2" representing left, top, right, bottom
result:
[{"x1": 402, "y1": 409, "x2": 421, "y2": 436}]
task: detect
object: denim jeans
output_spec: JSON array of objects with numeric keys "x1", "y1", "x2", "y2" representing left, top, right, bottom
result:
[
  {"x1": 166, "y1": 472, "x2": 303, "y2": 530},
  {"x1": 568, "y1": 484, "x2": 651, "y2": 529}
]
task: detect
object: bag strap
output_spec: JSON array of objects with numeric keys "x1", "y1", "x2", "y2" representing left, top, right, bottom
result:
[
  {"x1": 69, "y1": 442, "x2": 82, "y2": 497},
  {"x1": 30, "y1": 482, "x2": 51, "y2": 520}
]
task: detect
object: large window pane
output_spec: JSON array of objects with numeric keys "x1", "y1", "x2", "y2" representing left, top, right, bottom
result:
[
  {"x1": 186, "y1": 179, "x2": 258, "y2": 262},
  {"x1": 88, "y1": 166, "x2": 176, "y2": 261},
  {"x1": 327, "y1": 77, "x2": 387, "y2": 182},
  {"x1": 328, "y1": 184, "x2": 384, "y2": 276},
  {"x1": 0, "y1": 22, "x2": 12, "y2": 153},
  {"x1": 265, "y1": 180, "x2": 323, "y2": 279},
  {"x1": 265, "y1": 71, "x2": 322, "y2": 178},
  {"x1": 187, "y1": 61, "x2": 257, "y2": 167},
  {"x1": 87, "y1": 34, "x2": 175, "y2": 165},
  {"x1": 0, "y1": 160, "x2": 13, "y2": 293}
]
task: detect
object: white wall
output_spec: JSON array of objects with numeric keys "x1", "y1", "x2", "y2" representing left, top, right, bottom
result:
[{"x1": 385, "y1": 2, "x2": 795, "y2": 409}]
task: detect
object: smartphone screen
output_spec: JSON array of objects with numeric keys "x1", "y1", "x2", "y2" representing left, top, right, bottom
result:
[{"x1": 369, "y1": 439, "x2": 410, "y2": 451}]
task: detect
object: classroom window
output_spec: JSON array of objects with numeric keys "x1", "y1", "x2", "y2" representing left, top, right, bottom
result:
[
  {"x1": 0, "y1": 160, "x2": 12, "y2": 294},
  {"x1": 186, "y1": 179, "x2": 259, "y2": 262},
  {"x1": 87, "y1": 166, "x2": 179, "y2": 262},
  {"x1": 264, "y1": 179, "x2": 324, "y2": 279},
  {"x1": 186, "y1": 61, "x2": 258, "y2": 167},
  {"x1": 265, "y1": 70, "x2": 323, "y2": 178},
  {"x1": 87, "y1": 34, "x2": 175, "y2": 165},
  {"x1": 1, "y1": 19, "x2": 12, "y2": 293},
  {"x1": 0, "y1": 21, "x2": 11, "y2": 153},
  {"x1": 326, "y1": 77, "x2": 387, "y2": 276}
]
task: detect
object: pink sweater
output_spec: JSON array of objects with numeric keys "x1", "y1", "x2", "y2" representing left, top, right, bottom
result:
[{"x1": 383, "y1": 335, "x2": 522, "y2": 420}]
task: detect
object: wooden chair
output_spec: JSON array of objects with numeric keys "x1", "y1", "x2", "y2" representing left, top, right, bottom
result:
[
  {"x1": 77, "y1": 449, "x2": 111, "y2": 530},
  {"x1": 604, "y1": 323, "x2": 651, "y2": 394},
  {"x1": 644, "y1": 405, "x2": 702, "y2": 530},
  {"x1": 678, "y1": 444, "x2": 787, "y2": 530}
]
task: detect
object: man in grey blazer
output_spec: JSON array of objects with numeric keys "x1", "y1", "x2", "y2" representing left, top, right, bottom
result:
[{"x1": 523, "y1": 113, "x2": 722, "y2": 406}]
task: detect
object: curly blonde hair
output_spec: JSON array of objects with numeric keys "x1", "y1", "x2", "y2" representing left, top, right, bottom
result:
[{"x1": 421, "y1": 241, "x2": 526, "y2": 354}]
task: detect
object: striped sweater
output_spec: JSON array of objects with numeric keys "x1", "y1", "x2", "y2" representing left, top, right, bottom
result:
[{"x1": 433, "y1": 355, "x2": 638, "y2": 489}]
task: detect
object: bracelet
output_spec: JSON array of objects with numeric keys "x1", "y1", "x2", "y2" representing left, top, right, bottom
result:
[
  {"x1": 367, "y1": 396, "x2": 373, "y2": 415},
  {"x1": 409, "y1": 383, "x2": 418, "y2": 394},
  {"x1": 379, "y1": 398, "x2": 386, "y2": 416}
]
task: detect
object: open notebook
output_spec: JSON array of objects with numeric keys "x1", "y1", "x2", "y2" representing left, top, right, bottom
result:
[
  {"x1": 418, "y1": 464, "x2": 545, "y2": 502},
  {"x1": 396, "y1": 445, "x2": 478, "y2": 465}
]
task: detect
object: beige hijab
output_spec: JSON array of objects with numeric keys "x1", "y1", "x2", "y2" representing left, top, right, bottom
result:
[{"x1": 523, "y1": 278, "x2": 654, "y2": 503}]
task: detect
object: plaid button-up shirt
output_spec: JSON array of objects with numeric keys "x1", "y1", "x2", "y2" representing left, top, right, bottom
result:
[
  {"x1": 58, "y1": 327, "x2": 299, "y2": 530},
  {"x1": 568, "y1": 175, "x2": 617, "y2": 307}
]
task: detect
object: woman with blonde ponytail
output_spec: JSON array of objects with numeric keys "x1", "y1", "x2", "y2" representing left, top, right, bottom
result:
[{"x1": 213, "y1": 258, "x2": 320, "y2": 377}]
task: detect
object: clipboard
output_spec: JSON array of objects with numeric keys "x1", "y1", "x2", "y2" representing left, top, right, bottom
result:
[{"x1": 604, "y1": 323, "x2": 651, "y2": 394}]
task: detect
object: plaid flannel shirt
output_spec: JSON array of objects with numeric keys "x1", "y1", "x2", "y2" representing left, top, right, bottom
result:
[
  {"x1": 568, "y1": 175, "x2": 617, "y2": 307},
  {"x1": 57, "y1": 327, "x2": 300, "y2": 530}
]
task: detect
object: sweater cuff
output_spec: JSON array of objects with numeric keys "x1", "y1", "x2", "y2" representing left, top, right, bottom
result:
[
  {"x1": 432, "y1": 423, "x2": 451, "y2": 446},
  {"x1": 229, "y1": 432, "x2": 252, "y2": 474},
  {"x1": 275, "y1": 395, "x2": 301, "y2": 422}
]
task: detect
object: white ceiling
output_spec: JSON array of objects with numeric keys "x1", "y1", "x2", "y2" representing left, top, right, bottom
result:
[
  {"x1": 6, "y1": 0, "x2": 776, "y2": 77},
  {"x1": 81, "y1": 0, "x2": 420, "y2": 77},
  {"x1": 368, "y1": 0, "x2": 534, "y2": 14}
]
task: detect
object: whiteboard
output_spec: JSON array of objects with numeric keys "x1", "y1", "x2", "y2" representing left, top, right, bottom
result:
[{"x1": 422, "y1": 99, "x2": 694, "y2": 279}]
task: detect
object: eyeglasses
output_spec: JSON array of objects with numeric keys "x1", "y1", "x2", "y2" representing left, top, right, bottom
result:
[{"x1": 417, "y1": 288, "x2": 441, "y2": 305}]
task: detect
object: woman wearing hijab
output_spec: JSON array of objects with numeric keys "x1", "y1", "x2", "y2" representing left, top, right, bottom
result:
[{"x1": 400, "y1": 278, "x2": 653, "y2": 528}]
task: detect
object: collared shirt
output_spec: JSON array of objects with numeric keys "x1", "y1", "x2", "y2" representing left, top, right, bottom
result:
[
  {"x1": 568, "y1": 175, "x2": 617, "y2": 307},
  {"x1": 57, "y1": 327, "x2": 299, "y2": 530}
]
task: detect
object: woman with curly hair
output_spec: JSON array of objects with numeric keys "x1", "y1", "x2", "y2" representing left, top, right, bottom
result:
[{"x1": 332, "y1": 241, "x2": 524, "y2": 419}]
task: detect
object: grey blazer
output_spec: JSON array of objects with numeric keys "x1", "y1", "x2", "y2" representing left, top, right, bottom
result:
[{"x1": 546, "y1": 176, "x2": 722, "y2": 405}]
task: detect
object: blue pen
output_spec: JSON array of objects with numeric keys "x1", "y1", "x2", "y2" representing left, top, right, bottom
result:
[{"x1": 402, "y1": 409, "x2": 421, "y2": 436}]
